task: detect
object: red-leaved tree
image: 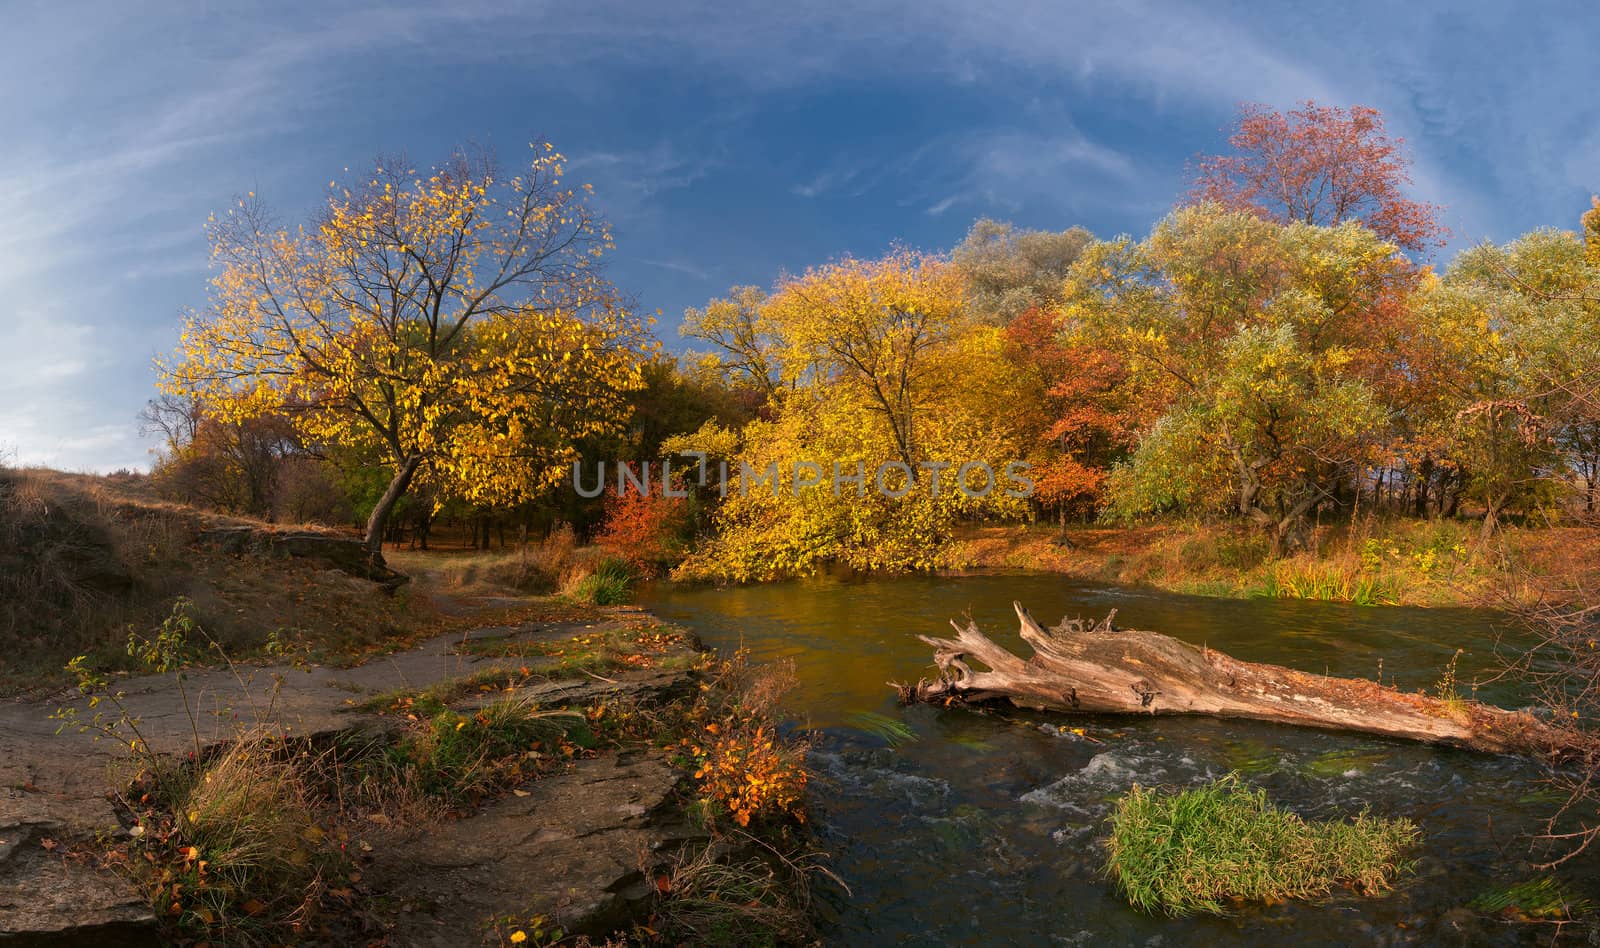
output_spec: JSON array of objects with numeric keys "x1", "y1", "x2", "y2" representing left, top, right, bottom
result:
[
  {"x1": 1191, "y1": 101, "x2": 1445, "y2": 253},
  {"x1": 594, "y1": 473, "x2": 691, "y2": 576},
  {"x1": 1005, "y1": 308, "x2": 1137, "y2": 525}
]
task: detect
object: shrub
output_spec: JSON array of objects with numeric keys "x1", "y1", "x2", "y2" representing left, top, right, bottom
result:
[
  {"x1": 594, "y1": 483, "x2": 690, "y2": 576},
  {"x1": 1106, "y1": 774, "x2": 1419, "y2": 915},
  {"x1": 677, "y1": 654, "x2": 808, "y2": 828},
  {"x1": 689, "y1": 722, "x2": 808, "y2": 827},
  {"x1": 488, "y1": 523, "x2": 580, "y2": 593},
  {"x1": 160, "y1": 742, "x2": 329, "y2": 933}
]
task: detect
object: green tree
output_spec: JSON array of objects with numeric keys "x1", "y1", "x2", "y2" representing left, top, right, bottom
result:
[
  {"x1": 1066, "y1": 205, "x2": 1416, "y2": 551},
  {"x1": 1422, "y1": 228, "x2": 1600, "y2": 533},
  {"x1": 951, "y1": 219, "x2": 1095, "y2": 324}
]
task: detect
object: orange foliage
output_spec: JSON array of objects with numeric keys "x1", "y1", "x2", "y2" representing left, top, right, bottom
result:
[
  {"x1": 1005, "y1": 308, "x2": 1137, "y2": 516},
  {"x1": 594, "y1": 473, "x2": 690, "y2": 575},
  {"x1": 687, "y1": 721, "x2": 807, "y2": 827},
  {"x1": 1191, "y1": 101, "x2": 1445, "y2": 253}
]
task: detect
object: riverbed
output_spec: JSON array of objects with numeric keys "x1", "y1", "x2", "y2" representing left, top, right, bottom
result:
[{"x1": 642, "y1": 572, "x2": 1596, "y2": 946}]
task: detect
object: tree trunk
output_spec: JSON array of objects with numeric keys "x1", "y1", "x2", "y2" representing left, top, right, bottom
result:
[
  {"x1": 903, "y1": 602, "x2": 1593, "y2": 760},
  {"x1": 365, "y1": 455, "x2": 423, "y2": 559},
  {"x1": 1481, "y1": 495, "x2": 1507, "y2": 543},
  {"x1": 417, "y1": 510, "x2": 432, "y2": 551},
  {"x1": 1413, "y1": 456, "x2": 1433, "y2": 518}
]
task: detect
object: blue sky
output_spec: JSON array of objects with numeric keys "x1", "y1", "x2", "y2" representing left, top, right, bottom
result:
[{"x1": 4, "y1": 0, "x2": 1597, "y2": 471}]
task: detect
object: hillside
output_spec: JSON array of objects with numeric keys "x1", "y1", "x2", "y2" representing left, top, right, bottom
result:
[{"x1": 0, "y1": 467, "x2": 425, "y2": 695}]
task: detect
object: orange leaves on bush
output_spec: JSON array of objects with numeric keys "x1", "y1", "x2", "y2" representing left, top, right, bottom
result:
[
  {"x1": 688, "y1": 722, "x2": 806, "y2": 827},
  {"x1": 595, "y1": 478, "x2": 689, "y2": 575}
]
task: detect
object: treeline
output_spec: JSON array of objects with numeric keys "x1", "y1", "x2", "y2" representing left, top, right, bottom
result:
[
  {"x1": 142, "y1": 358, "x2": 750, "y2": 553},
  {"x1": 655, "y1": 103, "x2": 1600, "y2": 578},
  {"x1": 148, "y1": 103, "x2": 1600, "y2": 580}
]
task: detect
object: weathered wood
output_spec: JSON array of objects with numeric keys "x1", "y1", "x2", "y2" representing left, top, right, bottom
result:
[{"x1": 902, "y1": 602, "x2": 1595, "y2": 760}]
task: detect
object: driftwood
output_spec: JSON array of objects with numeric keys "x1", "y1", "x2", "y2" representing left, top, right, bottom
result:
[{"x1": 903, "y1": 602, "x2": 1595, "y2": 760}]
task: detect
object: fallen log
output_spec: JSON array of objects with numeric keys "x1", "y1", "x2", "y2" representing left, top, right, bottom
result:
[{"x1": 901, "y1": 602, "x2": 1595, "y2": 760}]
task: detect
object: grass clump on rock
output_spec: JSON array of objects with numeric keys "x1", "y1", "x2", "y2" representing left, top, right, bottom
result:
[{"x1": 1106, "y1": 774, "x2": 1419, "y2": 915}]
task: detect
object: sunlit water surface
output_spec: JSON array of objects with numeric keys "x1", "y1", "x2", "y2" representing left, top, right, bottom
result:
[{"x1": 640, "y1": 573, "x2": 1595, "y2": 946}]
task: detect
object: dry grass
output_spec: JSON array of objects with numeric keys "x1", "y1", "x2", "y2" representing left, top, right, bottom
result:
[
  {"x1": 943, "y1": 517, "x2": 1600, "y2": 608},
  {"x1": 389, "y1": 537, "x2": 639, "y2": 607},
  {"x1": 650, "y1": 843, "x2": 822, "y2": 946},
  {"x1": 387, "y1": 524, "x2": 580, "y2": 596}
]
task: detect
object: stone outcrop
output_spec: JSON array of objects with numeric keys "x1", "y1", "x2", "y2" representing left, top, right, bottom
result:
[
  {"x1": 0, "y1": 820, "x2": 157, "y2": 946},
  {"x1": 0, "y1": 611, "x2": 702, "y2": 943},
  {"x1": 198, "y1": 526, "x2": 407, "y2": 587}
]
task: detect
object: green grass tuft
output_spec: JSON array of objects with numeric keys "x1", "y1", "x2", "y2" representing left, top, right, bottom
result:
[
  {"x1": 1105, "y1": 774, "x2": 1420, "y2": 916},
  {"x1": 564, "y1": 554, "x2": 634, "y2": 605},
  {"x1": 376, "y1": 694, "x2": 582, "y2": 802},
  {"x1": 1247, "y1": 560, "x2": 1402, "y2": 606},
  {"x1": 1469, "y1": 875, "x2": 1592, "y2": 919},
  {"x1": 846, "y1": 710, "x2": 918, "y2": 746}
]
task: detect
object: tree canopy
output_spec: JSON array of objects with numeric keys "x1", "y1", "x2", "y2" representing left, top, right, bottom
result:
[
  {"x1": 160, "y1": 144, "x2": 652, "y2": 553},
  {"x1": 1191, "y1": 101, "x2": 1445, "y2": 253}
]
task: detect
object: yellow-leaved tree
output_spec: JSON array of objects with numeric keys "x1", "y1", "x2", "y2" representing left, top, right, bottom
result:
[
  {"x1": 674, "y1": 250, "x2": 1033, "y2": 580},
  {"x1": 160, "y1": 144, "x2": 652, "y2": 556}
]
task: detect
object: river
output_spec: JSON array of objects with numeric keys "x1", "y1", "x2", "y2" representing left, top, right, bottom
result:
[{"x1": 641, "y1": 572, "x2": 1597, "y2": 946}]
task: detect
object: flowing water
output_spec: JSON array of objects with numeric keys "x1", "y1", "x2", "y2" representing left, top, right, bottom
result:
[{"x1": 641, "y1": 572, "x2": 1598, "y2": 946}]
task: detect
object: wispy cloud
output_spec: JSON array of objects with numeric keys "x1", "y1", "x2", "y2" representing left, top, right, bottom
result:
[
  {"x1": 640, "y1": 257, "x2": 718, "y2": 281},
  {"x1": 4, "y1": 0, "x2": 1597, "y2": 470}
]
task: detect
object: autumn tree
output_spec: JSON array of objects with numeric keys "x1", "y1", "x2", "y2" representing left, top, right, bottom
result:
[
  {"x1": 1191, "y1": 101, "x2": 1444, "y2": 253},
  {"x1": 950, "y1": 219, "x2": 1095, "y2": 323},
  {"x1": 1001, "y1": 308, "x2": 1135, "y2": 526},
  {"x1": 160, "y1": 144, "x2": 650, "y2": 556},
  {"x1": 1584, "y1": 196, "x2": 1600, "y2": 267},
  {"x1": 673, "y1": 251, "x2": 1033, "y2": 580},
  {"x1": 1066, "y1": 205, "x2": 1418, "y2": 552},
  {"x1": 140, "y1": 394, "x2": 304, "y2": 518},
  {"x1": 681, "y1": 286, "x2": 781, "y2": 399},
  {"x1": 762, "y1": 249, "x2": 967, "y2": 474},
  {"x1": 1422, "y1": 225, "x2": 1600, "y2": 532},
  {"x1": 594, "y1": 476, "x2": 692, "y2": 575}
]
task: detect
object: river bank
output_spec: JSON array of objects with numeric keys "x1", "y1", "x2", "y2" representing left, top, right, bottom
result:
[
  {"x1": 939, "y1": 519, "x2": 1600, "y2": 608},
  {"x1": 0, "y1": 588, "x2": 818, "y2": 945}
]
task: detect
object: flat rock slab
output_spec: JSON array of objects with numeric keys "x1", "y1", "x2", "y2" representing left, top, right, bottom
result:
[
  {"x1": 0, "y1": 820, "x2": 157, "y2": 946},
  {"x1": 0, "y1": 606, "x2": 698, "y2": 944},
  {"x1": 466, "y1": 668, "x2": 698, "y2": 712},
  {"x1": 368, "y1": 750, "x2": 705, "y2": 944}
]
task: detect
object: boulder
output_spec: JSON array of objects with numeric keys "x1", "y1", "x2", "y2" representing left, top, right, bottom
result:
[{"x1": 197, "y1": 527, "x2": 407, "y2": 588}]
